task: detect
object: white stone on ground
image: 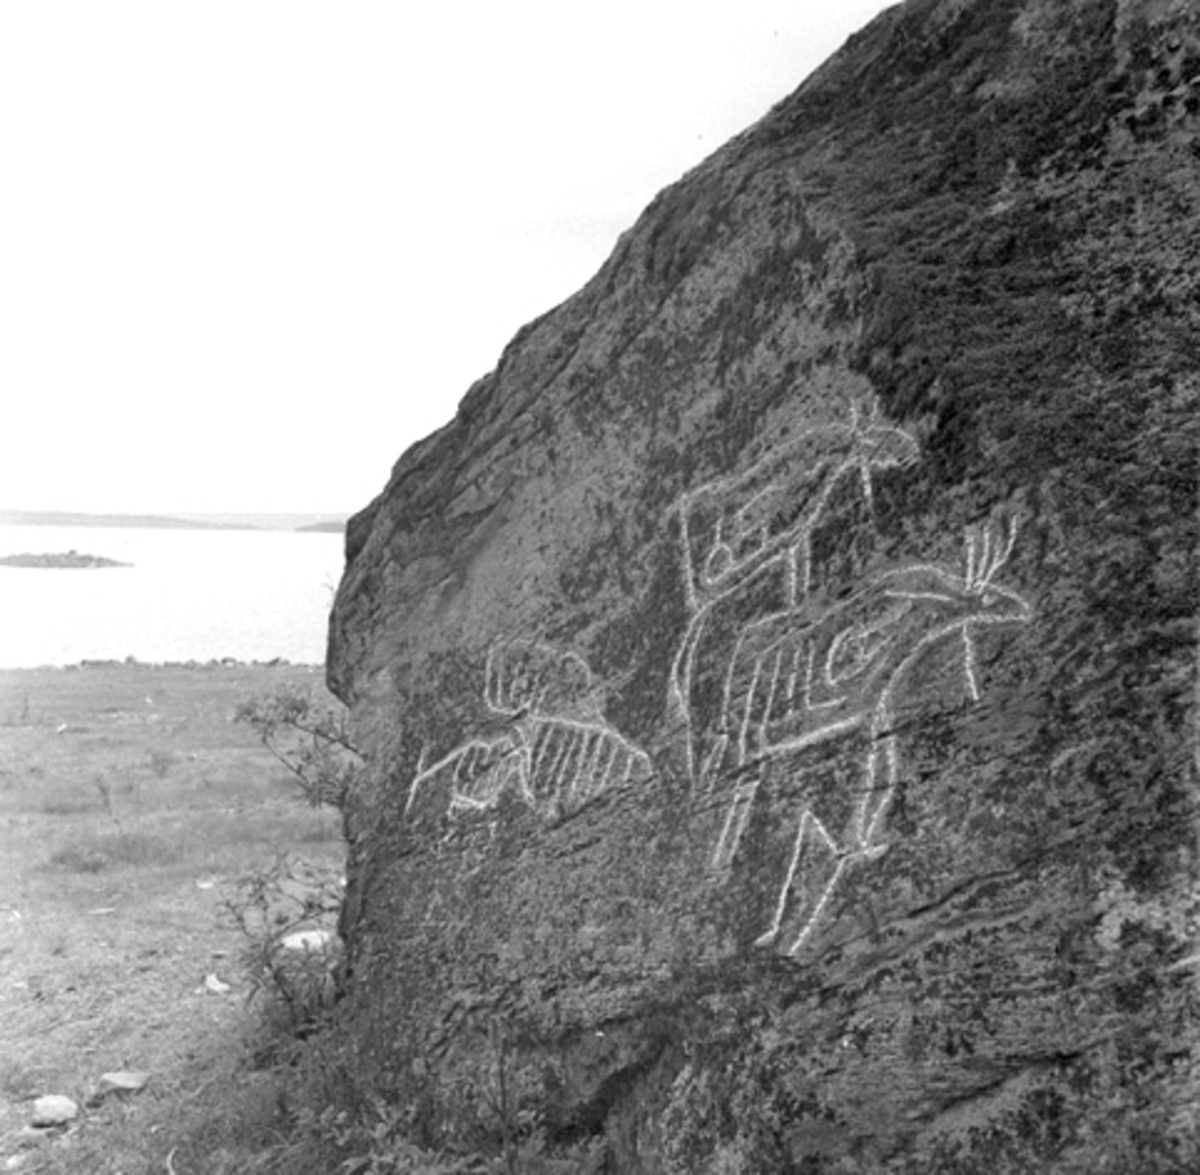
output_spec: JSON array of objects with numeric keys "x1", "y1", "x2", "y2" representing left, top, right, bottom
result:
[
  {"x1": 280, "y1": 928, "x2": 337, "y2": 952},
  {"x1": 31, "y1": 1095, "x2": 77, "y2": 1127},
  {"x1": 97, "y1": 1071, "x2": 149, "y2": 1095}
]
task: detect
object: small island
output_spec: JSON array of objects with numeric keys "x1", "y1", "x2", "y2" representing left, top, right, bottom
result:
[{"x1": 0, "y1": 550, "x2": 132, "y2": 570}]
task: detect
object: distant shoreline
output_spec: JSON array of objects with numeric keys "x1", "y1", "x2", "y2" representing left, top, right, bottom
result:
[
  {"x1": 0, "y1": 657, "x2": 325, "y2": 673},
  {"x1": 0, "y1": 509, "x2": 347, "y2": 533},
  {"x1": 0, "y1": 550, "x2": 132, "y2": 570}
]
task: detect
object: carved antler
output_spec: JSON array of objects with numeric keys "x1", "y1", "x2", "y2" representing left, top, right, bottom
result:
[
  {"x1": 846, "y1": 396, "x2": 920, "y2": 509},
  {"x1": 964, "y1": 517, "x2": 1018, "y2": 592}
]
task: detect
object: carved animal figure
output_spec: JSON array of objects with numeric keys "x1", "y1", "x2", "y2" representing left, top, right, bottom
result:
[
  {"x1": 455, "y1": 717, "x2": 650, "y2": 816},
  {"x1": 709, "y1": 520, "x2": 1032, "y2": 954},
  {"x1": 406, "y1": 639, "x2": 650, "y2": 820}
]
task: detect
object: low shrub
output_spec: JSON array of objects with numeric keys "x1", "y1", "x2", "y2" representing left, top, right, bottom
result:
[
  {"x1": 235, "y1": 688, "x2": 362, "y2": 813},
  {"x1": 226, "y1": 691, "x2": 596, "y2": 1172},
  {"x1": 224, "y1": 852, "x2": 345, "y2": 1036}
]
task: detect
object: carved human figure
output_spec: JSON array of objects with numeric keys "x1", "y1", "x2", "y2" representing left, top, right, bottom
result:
[
  {"x1": 677, "y1": 402, "x2": 920, "y2": 614},
  {"x1": 710, "y1": 519, "x2": 1032, "y2": 954},
  {"x1": 671, "y1": 401, "x2": 920, "y2": 786}
]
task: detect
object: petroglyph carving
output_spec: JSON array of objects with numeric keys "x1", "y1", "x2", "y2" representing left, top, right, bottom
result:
[
  {"x1": 667, "y1": 401, "x2": 1031, "y2": 956},
  {"x1": 407, "y1": 640, "x2": 650, "y2": 820},
  {"x1": 670, "y1": 401, "x2": 920, "y2": 782},
  {"x1": 716, "y1": 518, "x2": 1030, "y2": 778},
  {"x1": 409, "y1": 732, "x2": 526, "y2": 815},
  {"x1": 483, "y1": 639, "x2": 594, "y2": 720},
  {"x1": 514, "y1": 715, "x2": 651, "y2": 814},
  {"x1": 677, "y1": 401, "x2": 920, "y2": 613},
  {"x1": 711, "y1": 517, "x2": 1032, "y2": 954}
]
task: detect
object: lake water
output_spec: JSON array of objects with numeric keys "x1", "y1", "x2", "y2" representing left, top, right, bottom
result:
[{"x1": 0, "y1": 525, "x2": 346, "y2": 668}]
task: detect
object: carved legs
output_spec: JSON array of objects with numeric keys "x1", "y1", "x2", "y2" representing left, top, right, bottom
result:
[
  {"x1": 711, "y1": 765, "x2": 760, "y2": 871},
  {"x1": 709, "y1": 756, "x2": 850, "y2": 956},
  {"x1": 712, "y1": 742, "x2": 875, "y2": 955},
  {"x1": 754, "y1": 809, "x2": 848, "y2": 955}
]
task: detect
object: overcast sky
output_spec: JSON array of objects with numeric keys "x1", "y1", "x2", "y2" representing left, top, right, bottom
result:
[{"x1": 1, "y1": 1, "x2": 894, "y2": 516}]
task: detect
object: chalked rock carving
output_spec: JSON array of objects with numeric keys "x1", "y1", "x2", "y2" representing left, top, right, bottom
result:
[
  {"x1": 324, "y1": 1, "x2": 1197, "y2": 1165},
  {"x1": 671, "y1": 402, "x2": 920, "y2": 786},
  {"x1": 667, "y1": 399, "x2": 1031, "y2": 953},
  {"x1": 710, "y1": 518, "x2": 1032, "y2": 953},
  {"x1": 407, "y1": 640, "x2": 651, "y2": 821}
]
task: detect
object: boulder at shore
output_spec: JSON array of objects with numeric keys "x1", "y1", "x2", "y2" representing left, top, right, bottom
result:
[{"x1": 327, "y1": 1, "x2": 1198, "y2": 1171}]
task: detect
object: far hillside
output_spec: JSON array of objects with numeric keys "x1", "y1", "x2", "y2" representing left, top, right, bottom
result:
[
  {"x1": 296, "y1": 520, "x2": 346, "y2": 533},
  {"x1": 1, "y1": 510, "x2": 349, "y2": 532},
  {"x1": 0, "y1": 510, "x2": 249, "y2": 530}
]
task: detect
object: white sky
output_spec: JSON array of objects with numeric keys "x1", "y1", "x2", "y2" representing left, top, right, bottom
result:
[{"x1": 1, "y1": 1, "x2": 894, "y2": 516}]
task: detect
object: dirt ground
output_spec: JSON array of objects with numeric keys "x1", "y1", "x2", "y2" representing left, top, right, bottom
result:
[{"x1": 0, "y1": 662, "x2": 347, "y2": 1174}]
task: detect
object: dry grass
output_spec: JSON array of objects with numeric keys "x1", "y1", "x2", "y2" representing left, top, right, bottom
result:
[{"x1": 0, "y1": 663, "x2": 346, "y2": 1174}]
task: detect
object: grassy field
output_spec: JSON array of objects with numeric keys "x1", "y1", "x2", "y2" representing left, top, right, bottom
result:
[{"x1": 0, "y1": 662, "x2": 347, "y2": 1174}]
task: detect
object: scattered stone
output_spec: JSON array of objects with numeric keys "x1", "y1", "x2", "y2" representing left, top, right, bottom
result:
[
  {"x1": 279, "y1": 928, "x2": 337, "y2": 952},
  {"x1": 30, "y1": 1095, "x2": 77, "y2": 1127},
  {"x1": 97, "y1": 1070, "x2": 149, "y2": 1096},
  {"x1": 85, "y1": 1070, "x2": 150, "y2": 1107},
  {"x1": 199, "y1": 973, "x2": 232, "y2": 995}
]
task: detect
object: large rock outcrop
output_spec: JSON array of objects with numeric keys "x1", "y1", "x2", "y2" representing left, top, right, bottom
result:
[{"x1": 327, "y1": 1, "x2": 1198, "y2": 1169}]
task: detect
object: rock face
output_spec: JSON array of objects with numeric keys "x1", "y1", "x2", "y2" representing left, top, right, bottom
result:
[{"x1": 327, "y1": 1, "x2": 1198, "y2": 1170}]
